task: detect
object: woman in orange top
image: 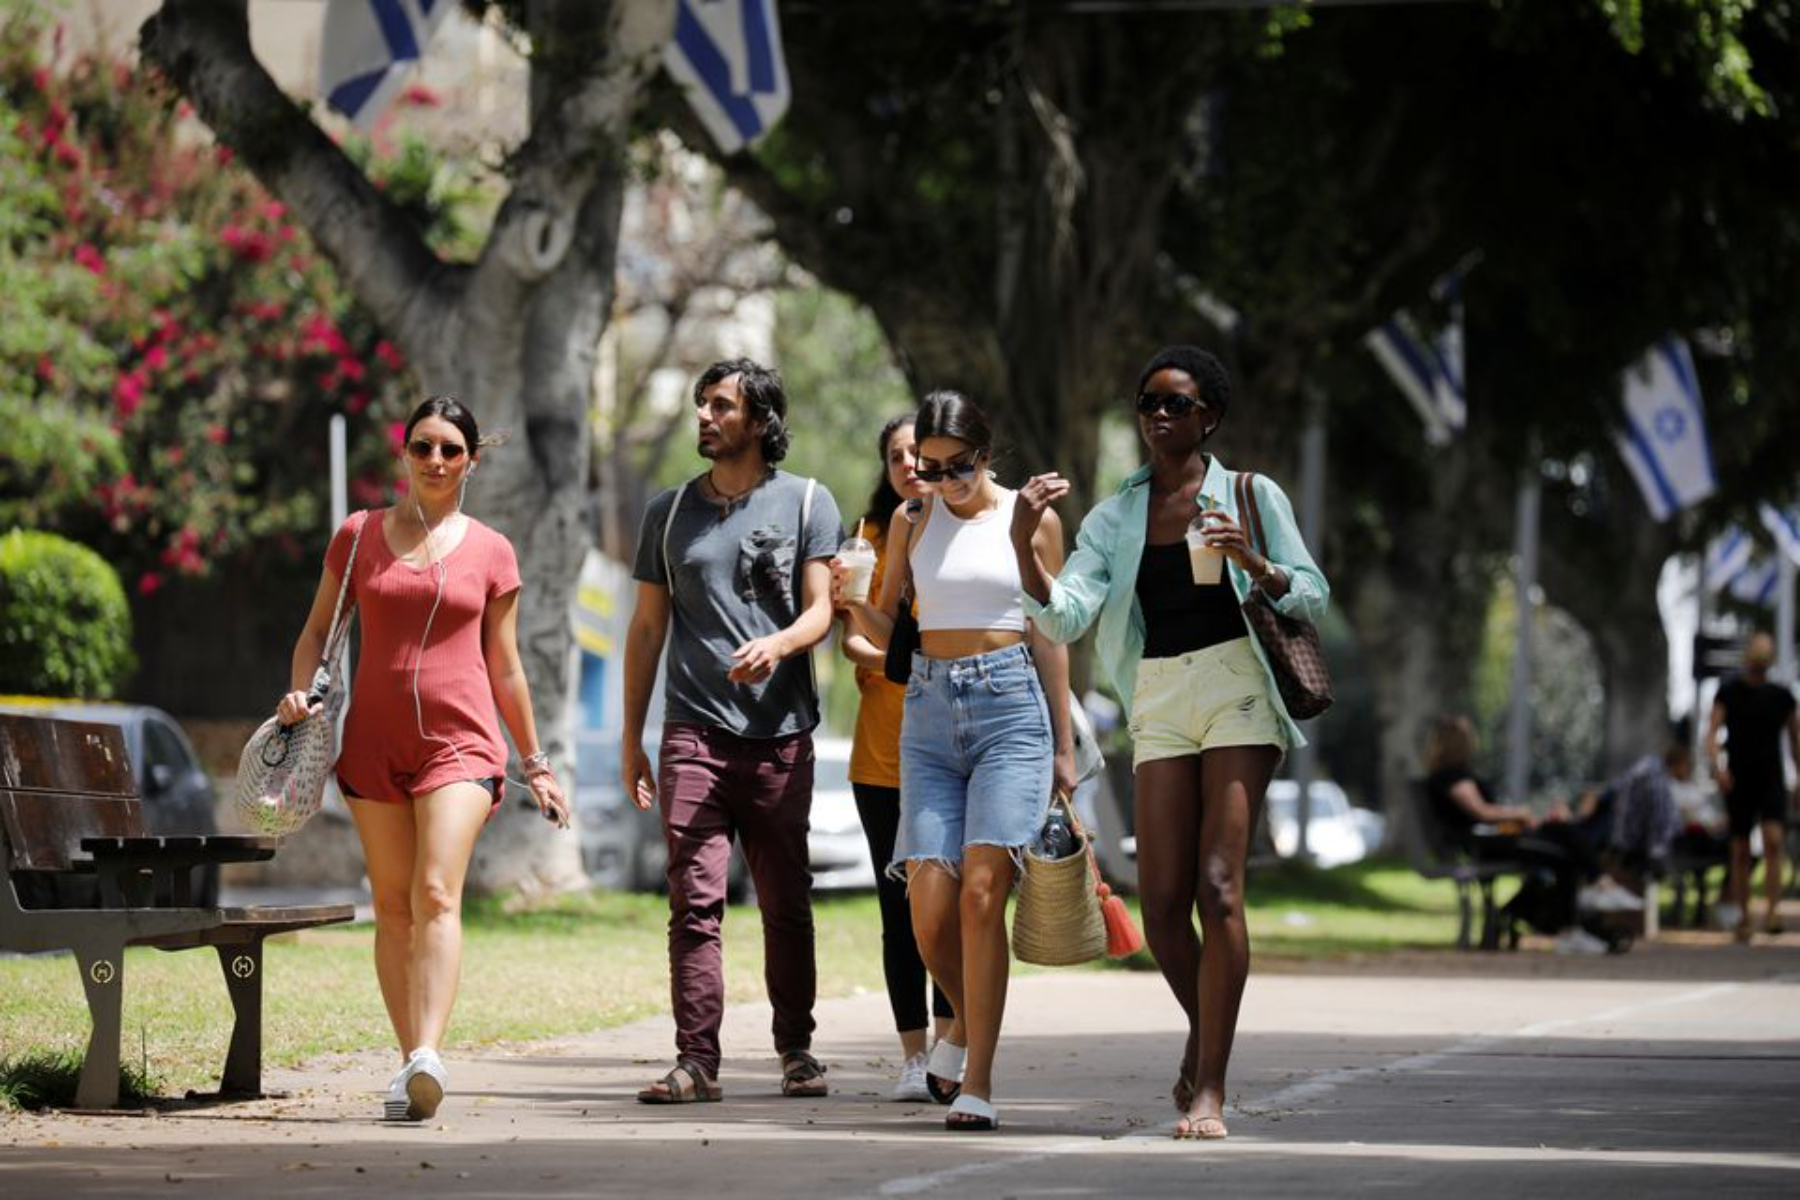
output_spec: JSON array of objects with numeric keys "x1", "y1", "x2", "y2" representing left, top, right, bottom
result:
[
  {"x1": 842, "y1": 414, "x2": 952, "y2": 1102},
  {"x1": 276, "y1": 396, "x2": 567, "y2": 1123}
]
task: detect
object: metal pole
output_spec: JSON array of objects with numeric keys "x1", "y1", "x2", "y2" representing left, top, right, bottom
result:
[
  {"x1": 1503, "y1": 462, "x2": 1540, "y2": 804},
  {"x1": 329, "y1": 414, "x2": 348, "y2": 530},
  {"x1": 1693, "y1": 551, "x2": 1712, "y2": 771},
  {"x1": 1291, "y1": 384, "x2": 1328, "y2": 859},
  {"x1": 1778, "y1": 553, "x2": 1797, "y2": 686}
]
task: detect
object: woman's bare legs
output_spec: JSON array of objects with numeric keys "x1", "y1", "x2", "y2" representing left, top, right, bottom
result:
[
  {"x1": 1134, "y1": 745, "x2": 1279, "y2": 1135},
  {"x1": 408, "y1": 783, "x2": 492, "y2": 1051},
  {"x1": 907, "y1": 862, "x2": 966, "y2": 1049},
  {"x1": 348, "y1": 796, "x2": 418, "y2": 1060},
  {"x1": 955, "y1": 845, "x2": 1017, "y2": 1104}
]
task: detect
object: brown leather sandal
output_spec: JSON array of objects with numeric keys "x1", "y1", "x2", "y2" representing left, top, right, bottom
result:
[{"x1": 637, "y1": 1060, "x2": 722, "y2": 1104}]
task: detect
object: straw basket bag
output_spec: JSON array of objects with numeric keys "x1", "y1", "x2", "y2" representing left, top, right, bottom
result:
[
  {"x1": 232, "y1": 512, "x2": 365, "y2": 837},
  {"x1": 1013, "y1": 792, "x2": 1137, "y2": 967}
]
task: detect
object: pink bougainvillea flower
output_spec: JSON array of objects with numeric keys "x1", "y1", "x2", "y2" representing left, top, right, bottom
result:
[
  {"x1": 35, "y1": 356, "x2": 55, "y2": 384},
  {"x1": 336, "y1": 356, "x2": 365, "y2": 382},
  {"x1": 214, "y1": 144, "x2": 233, "y2": 166},
  {"x1": 74, "y1": 242, "x2": 104, "y2": 275},
  {"x1": 346, "y1": 392, "x2": 370, "y2": 415},
  {"x1": 144, "y1": 344, "x2": 168, "y2": 371},
  {"x1": 137, "y1": 572, "x2": 163, "y2": 596},
  {"x1": 374, "y1": 340, "x2": 405, "y2": 370},
  {"x1": 205, "y1": 424, "x2": 228, "y2": 445},
  {"x1": 113, "y1": 369, "x2": 146, "y2": 418},
  {"x1": 261, "y1": 199, "x2": 287, "y2": 222},
  {"x1": 387, "y1": 421, "x2": 407, "y2": 453},
  {"x1": 53, "y1": 140, "x2": 80, "y2": 169}
]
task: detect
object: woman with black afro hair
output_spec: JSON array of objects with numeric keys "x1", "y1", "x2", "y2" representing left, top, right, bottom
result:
[{"x1": 1010, "y1": 345, "x2": 1329, "y2": 1141}]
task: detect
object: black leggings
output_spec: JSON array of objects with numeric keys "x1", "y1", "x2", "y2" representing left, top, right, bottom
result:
[{"x1": 853, "y1": 783, "x2": 954, "y2": 1033}]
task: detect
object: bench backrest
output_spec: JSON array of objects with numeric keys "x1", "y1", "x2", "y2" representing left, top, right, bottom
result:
[
  {"x1": 0, "y1": 713, "x2": 144, "y2": 872},
  {"x1": 1400, "y1": 778, "x2": 1460, "y2": 870}
]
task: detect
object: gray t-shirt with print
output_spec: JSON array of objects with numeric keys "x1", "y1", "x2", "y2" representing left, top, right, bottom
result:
[{"x1": 632, "y1": 470, "x2": 843, "y2": 739}]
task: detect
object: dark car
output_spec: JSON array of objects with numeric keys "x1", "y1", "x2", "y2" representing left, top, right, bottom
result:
[{"x1": 0, "y1": 698, "x2": 222, "y2": 907}]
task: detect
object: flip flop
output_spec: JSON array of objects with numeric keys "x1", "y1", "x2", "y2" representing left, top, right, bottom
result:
[
  {"x1": 1173, "y1": 1114, "x2": 1229, "y2": 1141},
  {"x1": 926, "y1": 1039, "x2": 965, "y2": 1105},
  {"x1": 637, "y1": 1061, "x2": 722, "y2": 1104},
  {"x1": 1173, "y1": 1072, "x2": 1195, "y2": 1114},
  {"x1": 946, "y1": 1093, "x2": 998, "y2": 1132}
]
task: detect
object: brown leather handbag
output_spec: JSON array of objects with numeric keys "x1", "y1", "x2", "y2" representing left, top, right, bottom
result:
[{"x1": 1234, "y1": 472, "x2": 1333, "y2": 720}]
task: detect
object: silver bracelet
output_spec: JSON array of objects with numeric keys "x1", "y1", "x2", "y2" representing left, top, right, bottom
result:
[{"x1": 522, "y1": 750, "x2": 552, "y2": 776}]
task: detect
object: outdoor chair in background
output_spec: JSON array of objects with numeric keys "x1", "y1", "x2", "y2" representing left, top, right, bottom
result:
[{"x1": 1402, "y1": 779, "x2": 1524, "y2": 950}]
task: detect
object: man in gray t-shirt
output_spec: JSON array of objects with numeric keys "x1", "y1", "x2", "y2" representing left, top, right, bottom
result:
[{"x1": 621, "y1": 358, "x2": 842, "y2": 1104}]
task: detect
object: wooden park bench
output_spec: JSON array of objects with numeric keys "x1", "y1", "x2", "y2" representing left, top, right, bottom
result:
[
  {"x1": 0, "y1": 713, "x2": 354, "y2": 1109},
  {"x1": 1401, "y1": 779, "x2": 1525, "y2": 951}
]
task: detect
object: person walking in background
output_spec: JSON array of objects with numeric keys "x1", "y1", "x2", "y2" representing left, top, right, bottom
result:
[
  {"x1": 621, "y1": 358, "x2": 843, "y2": 1104},
  {"x1": 838, "y1": 413, "x2": 955, "y2": 1101},
  {"x1": 1707, "y1": 632, "x2": 1799, "y2": 939},
  {"x1": 1010, "y1": 346, "x2": 1328, "y2": 1141},
  {"x1": 276, "y1": 395, "x2": 568, "y2": 1123},
  {"x1": 835, "y1": 390, "x2": 1076, "y2": 1132}
]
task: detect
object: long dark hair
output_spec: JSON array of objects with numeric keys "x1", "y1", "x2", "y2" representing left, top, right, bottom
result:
[
  {"x1": 913, "y1": 389, "x2": 992, "y2": 455},
  {"x1": 861, "y1": 413, "x2": 915, "y2": 532},
  {"x1": 694, "y1": 357, "x2": 789, "y2": 463},
  {"x1": 404, "y1": 394, "x2": 481, "y2": 453}
]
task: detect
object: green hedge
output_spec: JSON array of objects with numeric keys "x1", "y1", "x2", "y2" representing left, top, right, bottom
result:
[{"x1": 0, "y1": 529, "x2": 134, "y2": 697}]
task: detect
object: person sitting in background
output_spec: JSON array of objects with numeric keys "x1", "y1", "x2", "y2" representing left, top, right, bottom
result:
[
  {"x1": 1559, "y1": 732, "x2": 1690, "y2": 914},
  {"x1": 1422, "y1": 715, "x2": 1614, "y2": 954}
]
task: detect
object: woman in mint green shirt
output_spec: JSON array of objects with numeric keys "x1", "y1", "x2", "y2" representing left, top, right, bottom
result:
[{"x1": 1011, "y1": 346, "x2": 1328, "y2": 1141}]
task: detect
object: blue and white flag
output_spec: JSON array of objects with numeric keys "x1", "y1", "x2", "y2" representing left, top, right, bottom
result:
[
  {"x1": 1364, "y1": 273, "x2": 1465, "y2": 446},
  {"x1": 665, "y1": 0, "x2": 790, "y2": 154},
  {"x1": 1705, "y1": 527, "x2": 1755, "y2": 594},
  {"x1": 320, "y1": 0, "x2": 454, "y2": 130},
  {"x1": 1759, "y1": 504, "x2": 1800, "y2": 567},
  {"x1": 1614, "y1": 336, "x2": 1715, "y2": 522},
  {"x1": 1729, "y1": 557, "x2": 1781, "y2": 609}
]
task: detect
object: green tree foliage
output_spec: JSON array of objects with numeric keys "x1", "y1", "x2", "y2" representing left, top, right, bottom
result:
[
  {"x1": 0, "y1": 529, "x2": 134, "y2": 698},
  {"x1": 0, "y1": 10, "x2": 488, "y2": 595}
]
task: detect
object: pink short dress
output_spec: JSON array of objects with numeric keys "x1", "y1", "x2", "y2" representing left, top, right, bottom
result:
[{"x1": 324, "y1": 509, "x2": 522, "y2": 803}]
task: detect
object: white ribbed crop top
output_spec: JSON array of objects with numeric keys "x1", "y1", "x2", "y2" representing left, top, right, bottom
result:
[{"x1": 909, "y1": 489, "x2": 1028, "y2": 633}]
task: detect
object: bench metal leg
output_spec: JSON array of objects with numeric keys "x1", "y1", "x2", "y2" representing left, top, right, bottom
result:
[
  {"x1": 1479, "y1": 879, "x2": 1505, "y2": 951},
  {"x1": 216, "y1": 941, "x2": 264, "y2": 1097},
  {"x1": 72, "y1": 940, "x2": 126, "y2": 1110},
  {"x1": 1454, "y1": 881, "x2": 1474, "y2": 950}
]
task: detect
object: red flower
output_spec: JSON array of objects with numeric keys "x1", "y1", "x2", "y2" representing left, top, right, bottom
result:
[
  {"x1": 336, "y1": 356, "x2": 366, "y2": 383},
  {"x1": 35, "y1": 356, "x2": 55, "y2": 384},
  {"x1": 261, "y1": 200, "x2": 287, "y2": 222},
  {"x1": 74, "y1": 242, "x2": 104, "y2": 275},
  {"x1": 388, "y1": 422, "x2": 407, "y2": 453},
  {"x1": 301, "y1": 313, "x2": 348, "y2": 355},
  {"x1": 214, "y1": 145, "x2": 234, "y2": 165},
  {"x1": 137, "y1": 572, "x2": 163, "y2": 597},
  {"x1": 113, "y1": 369, "x2": 146, "y2": 418},
  {"x1": 144, "y1": 345, "x2": 168, "y2": 371},
  {"x1": 30, "y1": 67, "x2": 49, "y2": 93},
  {"x1": 346, "y1": 392, "x2": 370, "y2": 415},
  {"x1": 53, "y1": 140, "x2": 80, "y2": 169},
  {"x1": 205, "y1": 424, "x2": 229, "y2": 445},
  {"x1": 220, "y1": 223, "x2": 273, "y2": 263},
  {"x1": 374, "y1": 340, "x2": 405, "y2": 370}
]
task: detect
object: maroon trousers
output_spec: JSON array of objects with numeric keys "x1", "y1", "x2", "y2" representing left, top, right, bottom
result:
[{"x1": 657, "y1": 722, "x2": 817, "y2": 1077}]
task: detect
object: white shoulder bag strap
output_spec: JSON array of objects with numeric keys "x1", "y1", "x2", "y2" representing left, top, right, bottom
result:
[
  {"x1": 799, "y1": 478, "x2": 817, "y2": 696},
  {"x1": 661, "y1": 481, "x2": 691, "y2": 598}
]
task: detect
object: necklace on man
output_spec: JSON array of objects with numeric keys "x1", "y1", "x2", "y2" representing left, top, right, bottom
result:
[{"x1": 703, "y1": 470, "x2": 768, "y2": 517}]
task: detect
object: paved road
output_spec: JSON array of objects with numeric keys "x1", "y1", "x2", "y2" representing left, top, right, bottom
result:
[{"x1": 3, "y1": 940, "x2": 1797, "y2": 1198}]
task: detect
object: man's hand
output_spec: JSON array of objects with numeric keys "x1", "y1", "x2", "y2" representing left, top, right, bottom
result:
[
  {"x1": 728, "y1": 632, "x2": 789, "y2": 684},
  {"x1": 622, "y1": 742, "x2": 657, "y2": 811}
]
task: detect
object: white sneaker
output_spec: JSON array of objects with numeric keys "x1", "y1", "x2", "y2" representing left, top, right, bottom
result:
[
  {"x1": 1554, "y1": 927, "x2": 1610, "y2": 956},
  {"x1": 892, "y1": 1052, "x2": 931, "y2": 1102},
  {"x1": 1578, "y1": 878, "x2": 1645, "y2": 913},
  {"x1": 402, "y1": 1048, "x2": 447, "y2": 1121},
  {"x1": 383, "y1": 1062, "x2": 412, "y2": 1121}
]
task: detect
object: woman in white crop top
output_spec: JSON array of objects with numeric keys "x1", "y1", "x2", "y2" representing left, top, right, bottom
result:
[{"x1": 834, "y1": 390, "x2": 1073, "y2": 1133}]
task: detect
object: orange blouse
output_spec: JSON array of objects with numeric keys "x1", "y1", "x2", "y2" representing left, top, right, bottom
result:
[{"x1": 848, "y1": 518, "x2": 906, "y2": 788}]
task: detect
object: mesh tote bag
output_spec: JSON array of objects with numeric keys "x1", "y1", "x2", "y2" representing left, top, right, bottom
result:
[{"x1": 232, "y1": 513, "x2": 366, "y2": 836}]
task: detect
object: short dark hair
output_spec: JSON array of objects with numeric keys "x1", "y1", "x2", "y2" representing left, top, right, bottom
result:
[
  {"x1": 404, "y1": 394, "x2": 480, "y2": 453},
  {"x1": 862, "y1": 413, "x2": 915, "y2": 531},
  {"x1": 694, "y1": 358, "x2": 789, "y2": 463},
  {"x1": 1136, "y1": 345, "x2": 1231, "y2": 414},
  {"x1": 914, "y1": 389, "x2": 992, "y2": 454}
]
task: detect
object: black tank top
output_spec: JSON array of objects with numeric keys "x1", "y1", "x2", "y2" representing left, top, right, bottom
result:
[{"x1": 1136, "y1": 541, "x2": 1247, "y2": 658}]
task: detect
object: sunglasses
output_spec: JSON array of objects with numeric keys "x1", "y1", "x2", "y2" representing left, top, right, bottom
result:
[
  {"x1": 1135, "y1": 392, "x2": 1212, "y2": 419},
  {"x1": 407, "y1": 438, "x2": 468, "y2": 462},
  {"x1": 914, "y1": 452, "x2": 985, "y2": 484}
]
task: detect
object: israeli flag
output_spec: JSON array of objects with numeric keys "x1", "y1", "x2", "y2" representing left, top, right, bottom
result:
[
  {"x1": 1759, "y1": 503, "x2": 1800, "y2": 567},
  {"x1": 320, "y1": 0, "x2": 454, "y2": 130},
  {"x1": 1729, "y1": 557, "x2": 1781, "y2": 609},
  {"x1": 1364, "y1": 274, "x2": 1465, "y2": 446},
  {"x1": 1614, "y1": 336, "x2": 1715, "y2": 522},
  {"x1": 1704, "y1": 527, "x2": 1755, "y2": 593},
  {"x1": 665, "y1": 0, "x2": 790, "y2": 154}
]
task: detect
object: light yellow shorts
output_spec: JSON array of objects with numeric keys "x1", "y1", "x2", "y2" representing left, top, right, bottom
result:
[{"x1": 1128, "y1": 636, "x2": 1289, "y2": 770}]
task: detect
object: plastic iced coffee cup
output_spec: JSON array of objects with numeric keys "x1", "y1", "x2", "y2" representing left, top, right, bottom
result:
[
  {"x1": 838, "y1": 537, "x2": 877, "y2": 603},
  {"x1": 1185, "y1": 517, "x2": 1224, "y2": 586}
]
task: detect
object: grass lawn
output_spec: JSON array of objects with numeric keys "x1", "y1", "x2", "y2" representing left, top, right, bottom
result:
[{"x1": 0, "y1": 859, "x2": 1466, "y2": 1100}]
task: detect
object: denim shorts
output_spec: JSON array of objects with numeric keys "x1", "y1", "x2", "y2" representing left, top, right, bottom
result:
[{"x1": 894, "y1": 643, "x2": 1053, "y2": 875}]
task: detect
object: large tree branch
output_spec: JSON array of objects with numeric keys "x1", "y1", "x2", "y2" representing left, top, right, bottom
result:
[{"x1": 140, "y1": 0, "x2": 452, "y2": 347}]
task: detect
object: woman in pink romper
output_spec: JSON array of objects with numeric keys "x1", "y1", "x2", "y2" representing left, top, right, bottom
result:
[{"x1": 276, "y1": 395, "x2": 567, "y2": 1122}]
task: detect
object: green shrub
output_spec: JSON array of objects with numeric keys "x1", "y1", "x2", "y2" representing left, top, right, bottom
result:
[{"x1": 0, "y1": 529, "x2": 134, "y2": 697}]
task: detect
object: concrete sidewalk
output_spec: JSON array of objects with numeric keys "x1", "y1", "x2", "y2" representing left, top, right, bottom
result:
[{"x1": 3, "y1": 944, "x2": 1798, "y2": 1198}]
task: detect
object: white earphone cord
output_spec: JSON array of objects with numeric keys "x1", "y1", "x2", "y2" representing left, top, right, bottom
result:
[{"x1": 411, "y1": 480, "x2": 537, "y2": 797}]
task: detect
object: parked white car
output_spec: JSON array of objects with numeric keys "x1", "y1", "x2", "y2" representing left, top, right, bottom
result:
[
  {"x1": 1264, "y1": 779, "x2": 1384, "y2": 868},
  {"x1": 806, "y1": 737, "x2": 877, "y2": 891}
]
